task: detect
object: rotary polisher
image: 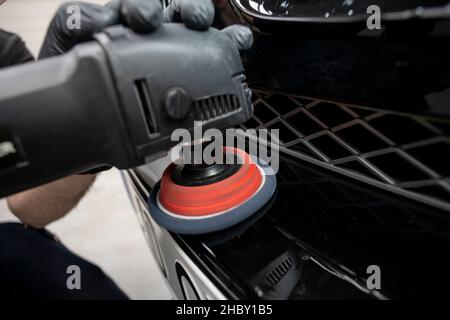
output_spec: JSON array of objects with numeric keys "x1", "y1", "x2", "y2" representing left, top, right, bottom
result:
[
  {"x1": 0, "y1": 24, "x2": 252, "y2": 197},
  {"x1": 148, "y1": 145, "x2": 277, "y2": 234},
  {"x1": 0, "y1": 23, "x2": 276, "y2": 234}
]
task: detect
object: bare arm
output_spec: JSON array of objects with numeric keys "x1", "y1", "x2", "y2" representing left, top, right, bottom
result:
[{"x1": 6, "y1": 174, "x2": 96, "y2": 228}]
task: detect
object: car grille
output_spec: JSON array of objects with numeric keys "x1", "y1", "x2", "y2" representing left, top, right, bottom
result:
[{"x1": 241, "y1": 88, "x2": 450, "y2": 211}]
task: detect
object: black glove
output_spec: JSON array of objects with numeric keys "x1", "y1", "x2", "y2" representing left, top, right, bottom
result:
[{"x1": 39, "y1": 0, "x2": 253, "y2": 59}]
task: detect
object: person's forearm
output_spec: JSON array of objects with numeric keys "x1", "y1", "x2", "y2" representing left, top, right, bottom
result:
[{"x1": 6, "y1": 174, "x2": 97, "y2": 228}]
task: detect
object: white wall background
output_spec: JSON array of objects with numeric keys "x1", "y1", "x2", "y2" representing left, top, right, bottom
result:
[{"x1": 0, "y1": 0, "x2": 171, "y2": 299}]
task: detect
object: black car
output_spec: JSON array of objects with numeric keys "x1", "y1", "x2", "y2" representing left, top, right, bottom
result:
[{"x1": 122, "y1": 0, "x2": 450, "y2": 299}]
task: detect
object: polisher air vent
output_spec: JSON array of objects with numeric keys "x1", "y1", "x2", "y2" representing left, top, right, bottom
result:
[
  {"x1": 193, "y1": 94, "x2": 240, "y2": 121},
  {"x1": 134, "y1": 79, "x2": 158, "y2": 135}
]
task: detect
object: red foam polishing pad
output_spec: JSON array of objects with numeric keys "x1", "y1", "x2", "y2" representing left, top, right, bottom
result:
[{"x1": 159, "y1": 147, "x2": 263, "y2": 216}]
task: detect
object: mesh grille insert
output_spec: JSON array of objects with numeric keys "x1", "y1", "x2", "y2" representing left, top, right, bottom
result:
[
  {"x1": 336, "y1": 160, "x2": 384, "y2": 181},
  {"x1": 308, "y1": 102, "x2": 355, "y2": 128},
  {"x1": 289, "y1": 142, "x2": 321, "y2": 159},
  {"x1": 253, "y1": 101, "x2": 278, "y2": 123},
  {"x1": 368, "y1": 115, "x2": 436, "y2": 145},
  {"x1": 286, "y1": 111, "x2": 323, "y2": 136},
  {"x1": 335, "y1": 124, "x2": 389, "y2": 153},
  {"x1": 367, "y1": 152, "x2": 431, "y2": 182},
  {"x1": 405, "y1": 141, "x2": 450, "y2": 176},
  {"x1": 309, "y1": 133, "x2": 353, "y2": 160},
  {"x1": 266, "y1": 120, "x2": 299, "y2": 143},
  {"x1": 241, "y1": 89, "x2": 450, "y2": 211},
  {"x1": 265, "y1": 95, "x2": 301, "y2": 114}
]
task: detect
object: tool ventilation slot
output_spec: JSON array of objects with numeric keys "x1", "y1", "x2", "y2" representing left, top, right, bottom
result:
[
  {"x1": 265, "y1": 256, "x2": 294, "y2": 286},
  {"x1": 193, "y1": 94, "x2": 240, "y2": 121},
  {"x1": 134, "y1": 79, "x2": 158, "y2": 135},
  {"x1": 241, "y1": 88, "x2": 450, "y2": 212}
]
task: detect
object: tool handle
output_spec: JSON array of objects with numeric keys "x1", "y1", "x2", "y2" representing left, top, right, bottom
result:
[{"x1": 0, "y1": 42, "x2": 131, "y2": 197}]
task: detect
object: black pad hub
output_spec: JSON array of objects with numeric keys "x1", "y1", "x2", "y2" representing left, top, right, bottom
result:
[{"x1": 171, "y1": 153, "x2": 241, "y2": 186}]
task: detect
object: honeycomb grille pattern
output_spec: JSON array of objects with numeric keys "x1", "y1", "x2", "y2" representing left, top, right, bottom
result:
[{"x1": 241, "y1": 89, "x2": 450, "y2": 211}]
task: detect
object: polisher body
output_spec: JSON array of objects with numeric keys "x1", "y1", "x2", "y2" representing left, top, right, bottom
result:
[{"x1": 0, "y1": 24, "x2": 252, "y2": 197}]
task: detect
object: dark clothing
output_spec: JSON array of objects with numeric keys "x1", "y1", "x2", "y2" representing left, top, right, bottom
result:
[
  {"x1": 0, "y1": 29, "x2": 34, "y2": 67},
  {"x1": 0, "y1": 30, "x2": 127, "y2": 299},
  {"x1": 0, "y1": 223, "x2": 128, "y2": 299}
]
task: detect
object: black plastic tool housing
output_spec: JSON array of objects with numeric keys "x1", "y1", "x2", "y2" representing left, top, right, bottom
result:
[{"x1": 0, "y1": 24, "x2": 252, "y2": 197}]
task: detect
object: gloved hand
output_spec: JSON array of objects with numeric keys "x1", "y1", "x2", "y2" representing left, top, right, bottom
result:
[{"x1": 39, "y1": 0, "x2": 253, "y2": 59}]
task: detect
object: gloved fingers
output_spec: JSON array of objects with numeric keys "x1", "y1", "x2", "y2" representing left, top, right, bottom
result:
[
  {"x1": 118, "y1": 0, "x2": 163, "y2": 33},
  {"x1": 39, "y1": 1, "x2": 119, "y2": 58},
  {"x1": 163, "y1": 0, "x2": 214, "y2": 31},
  {"x1": 221, "y1": 25, "x2": 253, "y2": 51},
  {"x1": 39, "y1": 0, "x2": 163, "y2": 58}
]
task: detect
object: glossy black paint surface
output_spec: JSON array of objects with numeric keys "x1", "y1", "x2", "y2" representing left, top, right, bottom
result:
[
  {"x1": 232, "y1": 0, "x2": 450, "y2": 20},
  {"x1": 214, "y1": 0, "x2": 450, "y2": 117},
  {"x1": 243, "y1": 35, "x2": 450, "y2": 116},
  {"x1": 168, "y1": 1, "x2": 450, "y2": 299},
  {"x1": 170, "y1": 154, "x2": 450, "y2": 299},
  {"x1": 130, "y1": 0, "x2": 450, "y2": 300}
]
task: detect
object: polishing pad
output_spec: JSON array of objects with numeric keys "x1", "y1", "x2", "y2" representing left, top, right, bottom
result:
[{"x1": 147, "y1": 147, "x2": 277, "y2": 234}]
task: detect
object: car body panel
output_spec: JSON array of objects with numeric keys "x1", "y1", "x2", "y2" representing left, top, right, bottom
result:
[{"x1": 123, "y1": 0, "x2": 450, "y2": 299}]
